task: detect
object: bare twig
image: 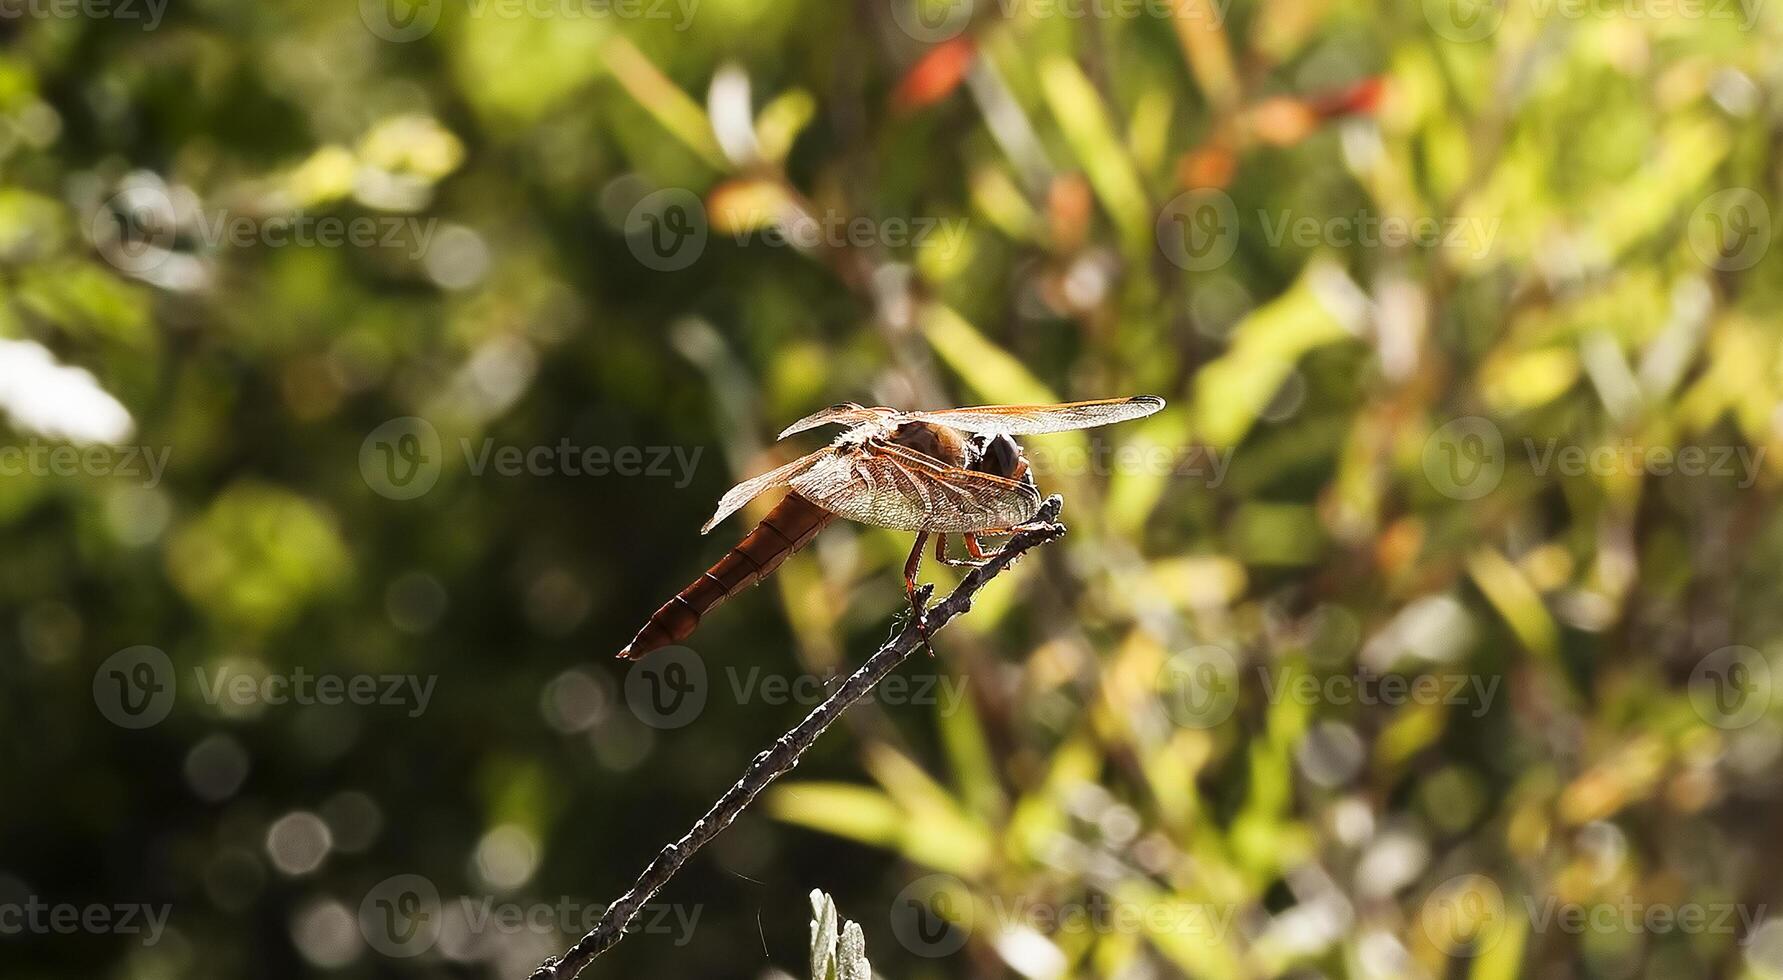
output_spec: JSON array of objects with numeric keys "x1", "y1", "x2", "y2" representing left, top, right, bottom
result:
[{"x1": 528, "y1": 495, "x2": 1067, "y2": 980}]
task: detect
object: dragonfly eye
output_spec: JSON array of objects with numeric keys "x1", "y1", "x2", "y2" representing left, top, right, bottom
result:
[{"x1": 967, "y1": 433, "x2": 1025, "y2": 479}]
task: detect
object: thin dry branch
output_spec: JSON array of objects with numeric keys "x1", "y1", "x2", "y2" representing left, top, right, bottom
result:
[{"x1": 528, "y1": 494, "x2": 1067, "y2": 980}]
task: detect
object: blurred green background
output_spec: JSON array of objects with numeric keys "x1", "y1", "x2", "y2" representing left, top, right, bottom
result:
[{"x1": 3, "y1": 0, "x2": 1783, "y2": 977}]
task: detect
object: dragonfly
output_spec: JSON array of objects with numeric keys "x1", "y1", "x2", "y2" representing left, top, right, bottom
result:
[{"x1": 618, "y1": 395, "x2": 1165, "y2": 659}]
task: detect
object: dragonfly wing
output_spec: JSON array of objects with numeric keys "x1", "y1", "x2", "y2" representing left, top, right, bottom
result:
[
  {"x1": 794, "y1": 444, "x2": 1039, "y2": 532},
  {"x1": 904, "y1": 395, "x2": 1164, "y2": 435},
  {"x1": 790, "y1": 450, "x2": 932, "y2": 531},
  {"x1": 776, "y1": 403, "x2": 890, "y2": 440},
  {"x1": 701, "y1": 449, "x2": 830, "y2": 534},
  {"x1": 872, "y1": 443, "x2": 1042, "y2": 532}
]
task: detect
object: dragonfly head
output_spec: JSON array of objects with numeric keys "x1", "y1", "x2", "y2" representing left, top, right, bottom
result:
[{"x1": 966, "y1": 432, "x2": 1033, "y2": 485}]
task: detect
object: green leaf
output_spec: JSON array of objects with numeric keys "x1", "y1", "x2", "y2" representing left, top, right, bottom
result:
[
  {"x1": 1037, "y1": 56, "x2": 1152, "y2": 258},
  {"x1": 1192, "y1": 263, "x2": 1361, "y2": 447},
  {"x1": 755, "y1": 88, "x2": 816, "y2": 166},
  {"x1": 768, "y1": 784, "x2": 903, "y2": 845}
]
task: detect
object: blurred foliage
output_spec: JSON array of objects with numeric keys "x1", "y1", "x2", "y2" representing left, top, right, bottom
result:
[{"x1": 2, "y1": 0, "x2": 1783, "y2": 979}]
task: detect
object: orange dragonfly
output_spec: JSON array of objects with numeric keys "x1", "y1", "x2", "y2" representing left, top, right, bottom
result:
[{"x1": 618, "y1": 395, "x2": 1164, "y2": 659}]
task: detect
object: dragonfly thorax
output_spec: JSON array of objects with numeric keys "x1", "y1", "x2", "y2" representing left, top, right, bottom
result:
[{"x1": 883, "y1": 420, "x2": 969, "y2": 467}]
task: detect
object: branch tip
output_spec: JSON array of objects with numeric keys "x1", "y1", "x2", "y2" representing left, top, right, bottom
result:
[{"x1": 530, "y1": 497, "x2": 1069, "y2": 980}]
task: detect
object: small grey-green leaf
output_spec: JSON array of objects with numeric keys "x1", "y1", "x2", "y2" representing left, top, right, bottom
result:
[
  {"x1": 837, "y1": 920, "x2": 872, "y2": 980},
  {"x1": 809, "y1": 890, "x2": 838, "y2": 980}
]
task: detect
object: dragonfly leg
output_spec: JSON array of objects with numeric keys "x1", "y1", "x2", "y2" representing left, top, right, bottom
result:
[
  {"x1": 935, "y1": 532, "x2": 988, "y2": 568},
  {"x1": 957, "y1": 531, "x2": 1019, "y2": 562},
  {"x1": 970, "y1": 511, "x2": 1055, "y2": 555},
  {"x1": 904, "y1": 531, "x2": 935, "y2": 656}
]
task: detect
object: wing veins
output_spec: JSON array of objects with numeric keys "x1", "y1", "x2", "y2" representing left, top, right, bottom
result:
[
  {"x1": 868, "y1": 443, "x2": 1039, "y2": 531},
  {"x1": 903, "y1": 395, "x2": 1164, "y2": 435}
]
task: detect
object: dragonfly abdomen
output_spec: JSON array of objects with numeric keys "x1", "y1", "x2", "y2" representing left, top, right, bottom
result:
[{"x1": 618, "y1": 493, "x2": 835, "y2": 659}]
